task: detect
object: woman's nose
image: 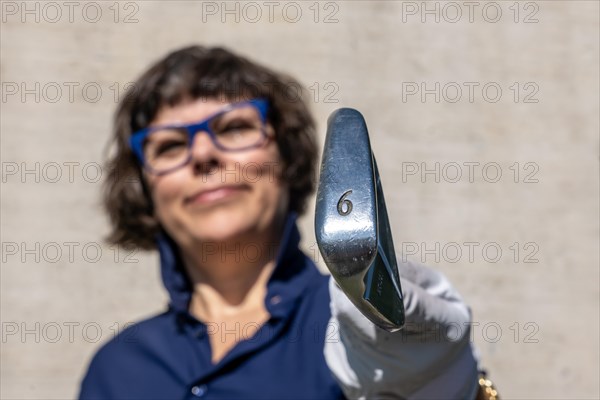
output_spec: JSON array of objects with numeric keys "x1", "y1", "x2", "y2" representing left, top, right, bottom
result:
[
  {"x1": 189, "y1": 130, "x2": 221, "y2": 169},
  {"x1": 190, "y1": 131, "x2": 221, "y2": 172}
]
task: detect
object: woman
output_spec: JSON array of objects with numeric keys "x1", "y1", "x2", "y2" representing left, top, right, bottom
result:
[{"x1": 79, "y1": 46, "x2": 482, "y2": 399}]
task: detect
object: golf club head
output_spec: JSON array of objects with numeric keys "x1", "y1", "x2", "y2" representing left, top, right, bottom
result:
[{"x1": 315, "y1": 108, "x2": 405, "y2": 332}]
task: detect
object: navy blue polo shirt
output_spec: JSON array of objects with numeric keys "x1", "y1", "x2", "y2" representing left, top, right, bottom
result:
[{"x1": 79, "y1": 214, "x2": 346, "y2": 399}]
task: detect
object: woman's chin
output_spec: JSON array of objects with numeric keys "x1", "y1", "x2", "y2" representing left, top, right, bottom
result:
[
  {"x1": 169, "y1": 200, "x2": 282, "y2": 247},
  {"x1": 186, "y1": 218, "x2": 259, "y2": 244}
]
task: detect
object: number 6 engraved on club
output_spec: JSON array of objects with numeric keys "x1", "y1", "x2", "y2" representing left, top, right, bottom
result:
[{"x1": 337, "y1": 190, "x2": 353, "y2": 216}]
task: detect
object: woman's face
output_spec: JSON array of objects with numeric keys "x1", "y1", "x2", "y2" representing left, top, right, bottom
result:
[{"x1": 143, "y1": 97, "x2": 289, "y2": 248}]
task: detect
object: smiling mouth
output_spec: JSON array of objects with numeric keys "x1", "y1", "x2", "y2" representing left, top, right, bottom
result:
[{"x1": 185, "y1": 185, "x2": 247, "y2": 206}]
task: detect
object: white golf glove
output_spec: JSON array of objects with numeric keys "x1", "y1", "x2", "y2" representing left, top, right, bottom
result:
[{"x1": 324, "y1": 258, "x2": 480, "y2": 400}]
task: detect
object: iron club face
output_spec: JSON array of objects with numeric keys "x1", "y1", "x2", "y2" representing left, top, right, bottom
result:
[{"x1": 315, "y1": 108, "x2": 405, "y2": 332}]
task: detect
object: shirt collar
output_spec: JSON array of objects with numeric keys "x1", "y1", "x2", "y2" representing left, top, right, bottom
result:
[{"x1": 155, "y1": 212, "x2": 317, "y2": 319}]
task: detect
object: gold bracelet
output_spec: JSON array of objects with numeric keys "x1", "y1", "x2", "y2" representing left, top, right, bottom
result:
[{"x1": 476, "y1": 373, "x2": 500, "y2": 400}]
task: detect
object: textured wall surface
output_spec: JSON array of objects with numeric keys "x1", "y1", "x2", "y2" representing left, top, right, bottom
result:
[{"x1": 1, "y1": 1, "x2": 598, "y2": 399}]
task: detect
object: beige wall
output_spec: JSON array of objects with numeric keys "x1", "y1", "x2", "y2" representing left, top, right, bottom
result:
[{"x1": 1, "y1": 1, "x2": 598, "y2": 398}]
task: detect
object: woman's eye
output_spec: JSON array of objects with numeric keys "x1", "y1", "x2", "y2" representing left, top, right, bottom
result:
[
  {"x1": 219, "y1": 120, "x2": 254, "y2": 134},
  {"x1": 222, "y1": 125, "x2": 245, "y2": 134},
  {"x1": 156, "y1": 140, "x2": 186, "y2": 155}
]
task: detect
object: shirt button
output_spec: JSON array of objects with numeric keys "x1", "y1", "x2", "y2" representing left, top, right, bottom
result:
[
  {"x1": 191, "y1": 384, "x2": 207, "y2": 397},
  {"x1": 270, "y1": 295, "x2": 282, "y2": 305}
]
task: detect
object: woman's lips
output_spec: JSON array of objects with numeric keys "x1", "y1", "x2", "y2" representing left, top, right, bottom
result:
[{"x1": 185, "y1": 185, "x2": 246, "y2": 205}]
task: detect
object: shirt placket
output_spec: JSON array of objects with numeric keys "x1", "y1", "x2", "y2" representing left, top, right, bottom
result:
[{"x1": 182, "y1": 294, "x2": 297, "y2": 399}]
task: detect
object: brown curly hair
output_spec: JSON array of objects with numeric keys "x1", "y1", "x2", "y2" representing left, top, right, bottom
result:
[{"x1": 103, "y1": 46, "x2": 318, "y2": 250}]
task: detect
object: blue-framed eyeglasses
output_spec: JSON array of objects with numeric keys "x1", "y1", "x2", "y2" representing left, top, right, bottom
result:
[{"x1": 129, "y1": 98, "x2": 269, "y2": 175}]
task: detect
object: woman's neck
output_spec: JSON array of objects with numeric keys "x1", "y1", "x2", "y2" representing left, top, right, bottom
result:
[{"x1": 180, "y1": 224, "x2": 284, "y2": 321}]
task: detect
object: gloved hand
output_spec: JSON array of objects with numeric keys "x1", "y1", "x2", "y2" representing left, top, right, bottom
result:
[{"x1": 324, "y1": 258, "x2": 480, "y2": 400}]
